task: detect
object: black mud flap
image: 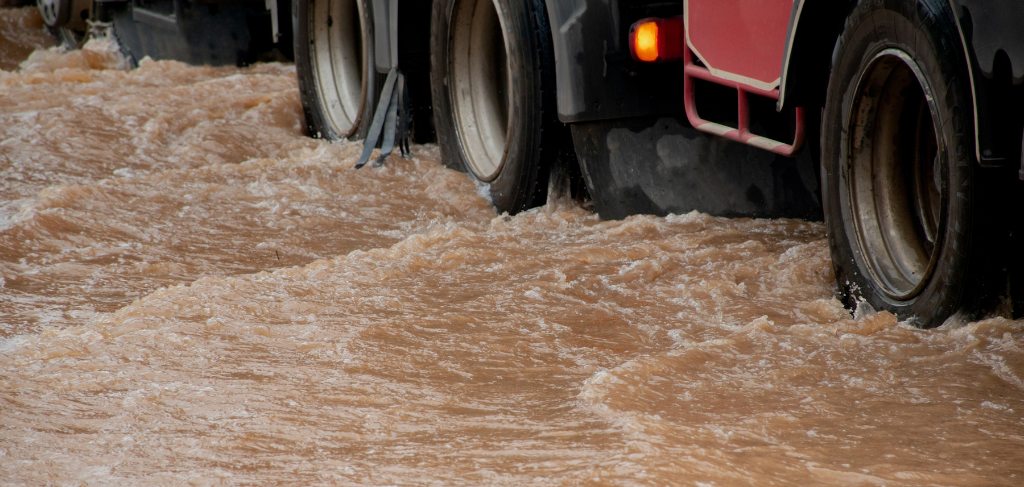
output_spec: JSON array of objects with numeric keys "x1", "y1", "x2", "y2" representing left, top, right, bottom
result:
[{"x1": 571, "y1": 116, "x2": 824, "y2": 221}]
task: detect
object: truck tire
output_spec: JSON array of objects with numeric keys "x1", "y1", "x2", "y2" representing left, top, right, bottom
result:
[
  {"x1": 821, "y1": 0, "x2": 1005, "y2": 328},
  {"x1": 430, "y1": 0, "x2": 559, "y2": 214},
  {"x1": 294, "y1": 0, "x2": 381, "y2": 140}
]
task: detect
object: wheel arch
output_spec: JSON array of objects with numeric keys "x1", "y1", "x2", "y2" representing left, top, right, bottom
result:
[
  {"x1": 777, "y1": 0, "x2": 854, "y2": 111},
  {"x1": 949, "y1": 0, "x2": 1024, "y2": 168},
  {"x1": 781, "y1": 0, "x2": 1024, "y2": 170}
]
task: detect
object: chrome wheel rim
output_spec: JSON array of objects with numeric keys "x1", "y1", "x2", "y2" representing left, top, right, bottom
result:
[
  {"x1": 845, "y1": 49, "x2": 948, "y2": 300},
  {"x1": 310, "y1": 0, "x2": 367, "y2": 138},
  {"x1": 450, "y1": 0, "x2": 511, "y2": 181}
]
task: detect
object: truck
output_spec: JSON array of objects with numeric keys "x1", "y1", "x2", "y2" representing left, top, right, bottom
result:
[
  {"x1": 38, "y1": 0, "x2": 1024, "y2": 328},
  {"x1": 35, "y1": 0, "x2": 292, "y2": 65}
]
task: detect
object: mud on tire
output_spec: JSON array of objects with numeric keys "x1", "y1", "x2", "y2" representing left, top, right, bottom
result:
[
  {"x1": 429, "y1": 0, "x2": 562, "y2": 214},
  {"x1": 821, "y1": 0, "x2": 1010, "y2": 328}
]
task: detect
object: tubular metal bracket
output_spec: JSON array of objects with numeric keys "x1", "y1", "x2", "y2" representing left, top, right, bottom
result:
[{"x1": 683, "y1": 45, "x2": 805, "y2": 157}]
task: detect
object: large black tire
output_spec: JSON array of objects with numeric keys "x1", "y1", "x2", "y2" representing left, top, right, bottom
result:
[
  {"x1": 293, "y1": 0, "x2": 382, "y2": 140},
  {"x1": 821, "y1": 0, "x2": 1009, "y2": 328},
  {"x1": 429, "y1": 0, "x2": 562, "y2": 214}
]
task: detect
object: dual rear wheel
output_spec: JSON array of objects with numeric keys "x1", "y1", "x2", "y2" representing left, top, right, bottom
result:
[
  {"x1": 294, "y1": 0, "x2": 561, "y2": 214},
  {"x1": 429, "y1": 0, "x2": 561, "y2": 213}
]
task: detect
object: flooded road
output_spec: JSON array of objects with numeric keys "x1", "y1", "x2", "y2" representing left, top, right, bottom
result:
[
  {"x1": 2, "y1": 11, "x2": 1023, "y2": 485},
  {"x1": 0, "y1": 7, "x2": 52, "y2": 72}
]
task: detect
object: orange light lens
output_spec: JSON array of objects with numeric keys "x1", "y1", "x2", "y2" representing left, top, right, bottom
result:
[{"x1": 633, "y1": 22, "x2": 659, "y2": 62}]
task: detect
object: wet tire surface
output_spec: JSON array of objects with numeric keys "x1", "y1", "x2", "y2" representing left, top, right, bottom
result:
[{"x1": 821, "y1": 0, "x2": 1011, "y2": 329}]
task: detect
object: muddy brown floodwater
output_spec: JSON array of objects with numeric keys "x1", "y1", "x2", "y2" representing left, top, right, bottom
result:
[
  {"x1": 2, "y1": 12, "x2": 1023, "y2": 486},
  {"x1": 0, "y1": 7, "x2": 52, "y2": 72}
]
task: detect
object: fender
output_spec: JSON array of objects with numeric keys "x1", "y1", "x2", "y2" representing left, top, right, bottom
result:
[
  {"x1": 778, "y1": 0, "x2": 1024, "y2": 167},
  {"x1": 954, "y1": 0, "x2": 1024, "y2": 84},
  {"x1": 776, "y1": 0, "x2": 851, "y2": 111},
  {"x1": 949, "y1": 0, "x2": 1024, "y2": 167}
]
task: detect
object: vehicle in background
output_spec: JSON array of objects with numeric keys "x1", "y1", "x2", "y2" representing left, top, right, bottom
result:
[
  {"x1": 294, "y1": 0, "x2": 1024, "y2": 328},
  {"x1": 37, "y1": 0, "x2": 292, "y2": 66}
]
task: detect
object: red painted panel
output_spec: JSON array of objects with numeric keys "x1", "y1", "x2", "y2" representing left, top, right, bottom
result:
[{"x1": 686, "y1": 0, "x2": 793, "y2": 89}]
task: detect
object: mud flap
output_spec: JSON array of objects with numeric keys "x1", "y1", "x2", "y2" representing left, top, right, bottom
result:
[
  {"x1": 571, "y1": 115, "x2": 823, "y2": 221},
  {"x1": 354, "y1": 68, "x2": 411, "y2": 169},
  {"x1": 355, "y1": 0, "x2": 410, "y2": 168}
]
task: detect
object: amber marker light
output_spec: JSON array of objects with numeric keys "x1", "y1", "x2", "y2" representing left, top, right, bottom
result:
[
  {"x1": 629, "y1": 16, "x2": 684, "y2": 63},
  {"x1": 633, "y1": 21, "x2": 660, "y2": 62}
]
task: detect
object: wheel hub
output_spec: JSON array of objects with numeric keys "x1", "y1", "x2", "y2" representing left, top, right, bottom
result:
[
  {"x1": 450, "y1": 0, "x2": 511, "y2": 181},
  {"x1": 310, "y1": 0, "x2": 367, "y2": 138},
  {"x1": 846, "y1": 49, "x2": 948, "y2": 300}
]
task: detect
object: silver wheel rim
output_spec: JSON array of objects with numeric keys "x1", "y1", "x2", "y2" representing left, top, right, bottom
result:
[
  {"x1": 310, "y1": 0, "x2": 367, "y2": 138},
  {"x1": 450, "y1": 0, "x2": 511, "y2": 181},
  {"x1": 39, "y1": 0, "x2": 63, "y2": 27},
  {"x1": 845, "y1": 49, "x2": 947, "y2": 300}
]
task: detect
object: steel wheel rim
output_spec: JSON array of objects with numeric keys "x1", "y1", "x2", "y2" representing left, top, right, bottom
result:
[
  {"x1": 450, "y1": 0, "x2": 511, "y2": 181},
  {"x1": 310, "y1": 0, "x2": 367, "y2": 138},
  {"x1": 39, "y1": 0, "x2": 64, "y2": 27},
  {"x1": 845, "y1": 49, "x2": 948, "y2": 300}
]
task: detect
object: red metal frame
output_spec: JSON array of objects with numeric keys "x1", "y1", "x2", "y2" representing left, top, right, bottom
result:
[{"x1": 682, "y1": 45, "x2": 805, "y2": 157}]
